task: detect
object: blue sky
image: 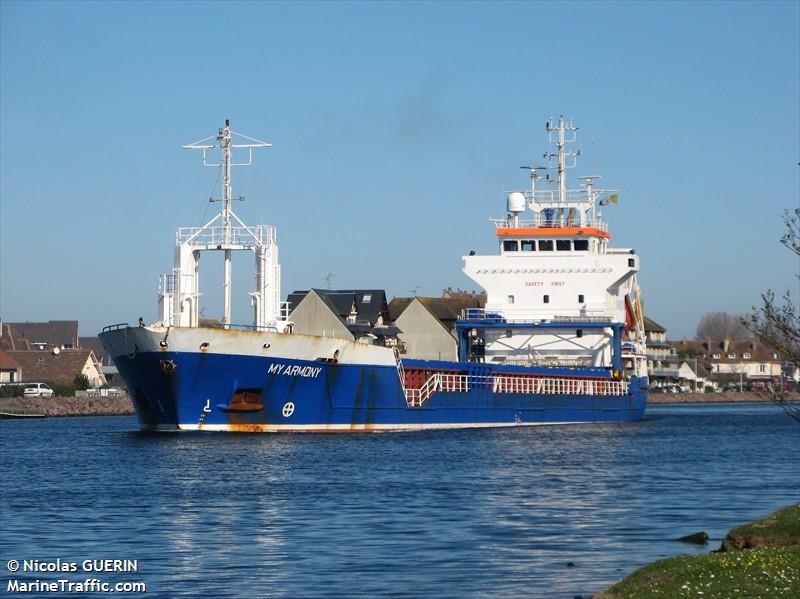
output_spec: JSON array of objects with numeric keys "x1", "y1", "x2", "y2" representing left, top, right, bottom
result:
[{"x1": 1, "y1": 0, "x2": 798, "y2": 339}]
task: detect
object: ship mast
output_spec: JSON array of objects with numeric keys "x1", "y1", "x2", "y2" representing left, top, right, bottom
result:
[
  {"x1": 181, "y1": 120, "x2": 272, "y2": 329},
  {"x1": 545, "y1": 116, "x2": 580, "y2": 204}
]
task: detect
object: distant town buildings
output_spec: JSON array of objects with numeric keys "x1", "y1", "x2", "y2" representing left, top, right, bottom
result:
[
  {"x1": 287, "y1": 289, "x2": 401, "y2": 347},
  {"x1": 643, "y1": 317, "x2": 797, "y2": 392},
  {"x1": 389, "y1": 294, "x2": 485, "y2": 361},
  {"x1": 0, "y1": 320, "x2": 106, "y2": 387},
  {"x1": 2, "y1": 307, "x2": 795, "y2": 394}
]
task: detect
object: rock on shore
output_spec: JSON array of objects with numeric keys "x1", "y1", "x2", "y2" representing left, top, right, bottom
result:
[
  {"x1": 647, "y1": 391, "x2": 798, "y2": 404},
  {"x1": 0, "y1": 395, "x2": 135, "y2": 417}
]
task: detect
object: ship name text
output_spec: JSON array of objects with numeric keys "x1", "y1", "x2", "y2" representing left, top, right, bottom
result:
[{"x1": 267, "y1": 363, "x2": 322, "y2": 378}]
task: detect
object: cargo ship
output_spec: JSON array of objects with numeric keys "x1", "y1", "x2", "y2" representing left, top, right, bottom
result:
[{"x1": 100, "y1": 117, "x2": 647, "y2": 431}]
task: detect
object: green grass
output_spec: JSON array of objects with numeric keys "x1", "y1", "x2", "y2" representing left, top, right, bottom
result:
[
  {"x1": 597, "y1": 505, "x2": 800, "y2": 598},
  {"x1": 723, "y1": 504, "x2": 800, "y2": 551},
  {"x1": 598, "y1": 545, "x2": 800, "y2": 598}
]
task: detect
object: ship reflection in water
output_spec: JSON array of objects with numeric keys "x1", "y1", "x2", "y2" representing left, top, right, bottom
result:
[{"x1": 1, "y1": 403, "x2": 797, "y2": 597}]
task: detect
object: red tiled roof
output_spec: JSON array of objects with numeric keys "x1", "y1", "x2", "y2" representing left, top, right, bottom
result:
[{"x1": 0, "y1": 351, "x2": 22, "y2": 370}]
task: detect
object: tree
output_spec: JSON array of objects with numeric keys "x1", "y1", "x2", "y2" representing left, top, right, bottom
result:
[
  {"x1": 696, "y1": 312, "x2": 752, "y2": 340},
  {"x1": 746, "y1": 208, "x2": 800, "y2": 423},
  {"x1": 73, "y1": 373, "x2": 91, "y2": 391}
]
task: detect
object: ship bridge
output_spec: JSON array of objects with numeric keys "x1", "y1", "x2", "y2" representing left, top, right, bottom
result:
[{"x1": 461, "y1": 116, "x2": 647, "y2": 377}]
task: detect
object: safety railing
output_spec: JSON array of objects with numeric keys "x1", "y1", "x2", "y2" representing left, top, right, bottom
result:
[
  {"x1": 404, "y1": 372, "x2": 629, "y2": 407},
  {"x1": 460, "y1": 308, "x2": 613, "y2": 323},
  {"x1": 176, "y1": 224, "x2": 276, "y2": 247},
  {"x1": 492, "y1": 214, "x2": 608, "y2": 231}
]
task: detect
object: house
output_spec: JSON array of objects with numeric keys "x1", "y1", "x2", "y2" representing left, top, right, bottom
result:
[
  {"x1": 6, "y1": 349, "x2": 106, "y2": 387},
  {"x1": 644, "y1": 316, "x2": 678, "y2": 386},
  {"x1": 79, "y1": 336, "x2": 120, "y2": 384},
  {"x1": 0, "y1": 351, "x2": 22, "y2": 383},
  {"x1": 388, "y1": 294, "x2": 485, "y2": 361},
  {"x1": 0, "y1": 320, "x2": 80, "y2": 351},
  {"x1": 672, "y1": 338, "x2": 786, "y2": 389},
  {"x1": 287, "y1": 289, "x2": 401, "y2": 346}
]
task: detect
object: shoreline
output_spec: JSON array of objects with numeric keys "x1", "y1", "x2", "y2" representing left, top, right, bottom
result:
[
  {"x1": 647, "y1": 391, "x2": 798, "y2": 404},
  {"x1": 0, "y1": 395, "x2": 135, "y2": 417},
  {"x1": 0, "y1": 392, "x2": 795, "y2": 418}
]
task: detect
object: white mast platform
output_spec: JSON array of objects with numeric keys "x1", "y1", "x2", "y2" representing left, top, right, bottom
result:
[{"x1": 157, "y1": 120, "x2": 290, "y2": 332}]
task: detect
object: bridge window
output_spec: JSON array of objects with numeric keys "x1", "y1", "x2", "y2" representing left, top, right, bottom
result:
[
  {"x1": 503, "y1": 240, "x2": 518, "y2": 251},
  {"x1": 543, "y1": 295, "x2": 550, "y2": 304},
  {"x1": 521, "y1": 240, "x2": 535, "y2": 251},
  {"x1": 574, "y1": 239, "x2": 589, "y2": 251},
  {"x1": 556, "y1": 240, "x2": 571, "y2": 251},
  {"x1": 539, "y1": 240, "x2": 554, "y2": 251}
]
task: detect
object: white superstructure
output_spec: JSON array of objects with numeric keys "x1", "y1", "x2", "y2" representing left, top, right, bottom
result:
[
  {"x1": 463, "y1": 116, "x2": 647, "y2": 376},
  {"x1": 157, "y1": 120, "x2": 290, "y2": 332}
]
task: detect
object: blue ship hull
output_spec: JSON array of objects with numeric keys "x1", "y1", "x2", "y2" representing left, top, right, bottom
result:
[{"x1": 112, "y1": 349, "x2": 647, "y2": 432}]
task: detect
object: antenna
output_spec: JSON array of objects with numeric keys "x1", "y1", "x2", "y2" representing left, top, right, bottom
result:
[
  {"x1": 520, "y1": 164, "x2": 546, "y2": 199},
  {"x1": 410, "y1": 285, "x2": 420, "y2": 295},
  {"x1": 544, "y1": 115, "x2": 581, "y2": 204},
  {"x1": 324, "y1": 273, "x2": 334, "y2": 289}
]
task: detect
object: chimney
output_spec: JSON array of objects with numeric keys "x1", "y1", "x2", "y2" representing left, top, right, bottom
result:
[{"x1": 723, "y1": 338, "x2": 730, "y2": 353}]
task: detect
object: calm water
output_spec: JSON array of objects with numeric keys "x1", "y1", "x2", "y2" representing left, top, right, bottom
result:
[{"x1": 1, "y1": 403, "x2": 798, "y2": 598}]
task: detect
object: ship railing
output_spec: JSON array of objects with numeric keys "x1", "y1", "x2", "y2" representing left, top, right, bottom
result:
[
  {"x1": 176, "y1": 224, "x2": 277, "y2": 247},
  {"x1": 460, "y1": 308, "x2": 613, "y2": 323},
  {"x1": 404, "y1": 372, "x2": 629, "y2": 407},
  {"x1": 492, "y1": 214, "x2": 608, "y2": 231}
]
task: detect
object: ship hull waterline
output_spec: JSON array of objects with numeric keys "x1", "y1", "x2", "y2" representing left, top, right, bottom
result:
[{"x1": 101, "y1": 326, "x2": 647, "y2": 433}]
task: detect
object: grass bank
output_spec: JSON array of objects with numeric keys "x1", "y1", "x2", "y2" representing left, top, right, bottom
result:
[{"x1": 596, "y1": 505, "x2": 800, "y2": 598}]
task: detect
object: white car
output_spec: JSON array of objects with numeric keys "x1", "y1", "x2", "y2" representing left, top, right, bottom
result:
[{"x1": 23, "y1": 383, "x2": 55, "y2": 398}]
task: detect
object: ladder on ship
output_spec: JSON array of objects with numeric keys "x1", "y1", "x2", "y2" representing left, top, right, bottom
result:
[{"x1": 394, "y1": 348, "x2": 406, "y2": 394}]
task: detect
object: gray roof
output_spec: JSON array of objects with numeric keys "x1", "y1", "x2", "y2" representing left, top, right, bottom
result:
[
  {"x1": 1, "y1": 320, "x2": 79, "y2": 351},
  {"x1": 389, "y1": 296, "x2": 485, "y2": 331},
  {"x1": 643, "y1": 316, "x2": 667, "y2": 333},
  {"x1": 288, "y1": 289, "x2": 390, "y2": 326}
]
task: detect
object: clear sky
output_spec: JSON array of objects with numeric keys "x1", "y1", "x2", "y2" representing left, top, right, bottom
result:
[{"x1": 1, "y1": 0, "x2": 798, "y2": 339}]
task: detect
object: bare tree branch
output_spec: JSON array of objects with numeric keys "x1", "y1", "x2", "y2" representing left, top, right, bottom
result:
[
  {"x1": 745, "y1": 209, "x2": 800, "y2": 423},
  {"x1": 696, "y1": 312, "x2": 752, "y2": 340}
]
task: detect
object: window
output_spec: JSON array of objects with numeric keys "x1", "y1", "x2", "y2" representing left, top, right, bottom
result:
[
  {"x1": 539, "y1": 240, "x2": 554, "y2": 251},
  {"x1": 521, "y1": 240, "x2": 535, "y2": 251},
  {"x1": 728, "y1": 353, "x2": 735, "y2": 359},
  {"x1": 507, "y1": 295, "x2": 515, "y2": 304},
  {"x1": 503, "y1": 240, "x2": 518, "y2": 252},
  {"x1": 743, "y1": 352, "x2": 751, "y2": 359},
  {"x1": 362, "y1": 294, "x2": 372, "y2": 302},
  {"x1": 556, "y1": 240, "x2": 571, "y2": 251},
  {"x1": 712, "y1": 353, "x2": 721, "y2": 359},
  {"x1": 759, "y1": 364, "x2": 766, "y2": 373},
  {"x1": 576, "y1": 329, "x2": 583, "y2": 338},
  {"x1": 628, "y1": 258, "x2": 635, "y2": 267},
  {"x1": 578, "y1": 294, "x2": 585, "y2": 303},
  {"x1": 506, "y1": 330, "x2": 512, "y2": 338},
  {"x1": 543, "y1": 295, "x2": 550, "y2": 304},
  {"x1": 574, "y1": 239, "x2": 589, "y2": 251}
]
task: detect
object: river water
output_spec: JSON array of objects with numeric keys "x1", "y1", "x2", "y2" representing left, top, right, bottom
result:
[{"x1": 1, "y1": 403, "x2": 798, "y2": 597}]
